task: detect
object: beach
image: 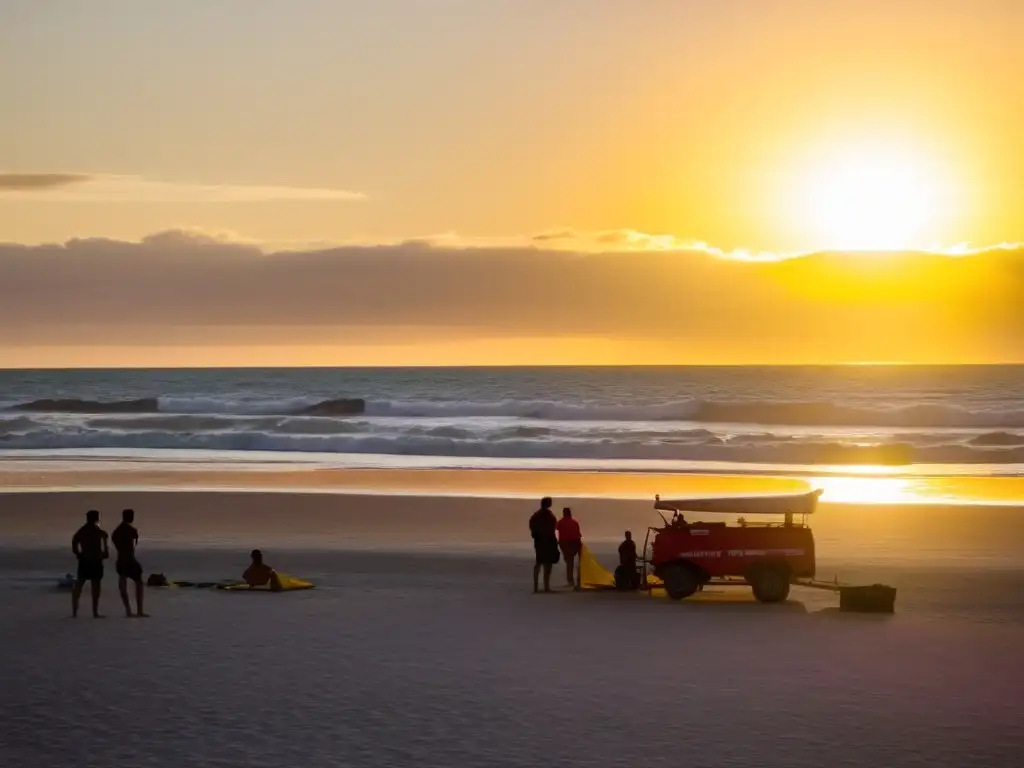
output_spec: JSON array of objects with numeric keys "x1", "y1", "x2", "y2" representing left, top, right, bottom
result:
[
  {"x1": 5, "y1": 0, "x2": 1024, "y2": 760},
  {"x1": 3, "y1": 479, "x2": 1023, "y2": 768}
]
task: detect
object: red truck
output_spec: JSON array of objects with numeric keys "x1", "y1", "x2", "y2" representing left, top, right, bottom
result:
[{"x1": 645, "y1": 490, "x2": 822, "y2": 603}]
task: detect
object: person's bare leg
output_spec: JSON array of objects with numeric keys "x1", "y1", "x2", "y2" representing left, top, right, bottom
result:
[
  {"x1": 71, "y1": 580, "x2": 83, "y2": 618},
  {"x1": 543, "y1": 564, "x2": 552, "y2": 592},
  {"x1": 135, "y1": 578, "x2": 149, "y2": 617},
  {"x1": 91, "y1": 579, "x2": 104, "y2": 618},
  {"x1": 119, "y1": 575, "x2": 133, "y2": 617},
  {"x1": 532, "y1": 563, "x2": 541, "y2": 593},
  {"x1": 565, "y1": 557, "x2": 574, "y2": 586}
]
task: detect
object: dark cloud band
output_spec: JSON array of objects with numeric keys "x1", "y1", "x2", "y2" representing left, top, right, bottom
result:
[
  {"x1": 0, "y1": 230, "x2": 1019, "y2": 361},
  {"x1": 0, "y1": 173, "x2": 92, "y2": 191}
]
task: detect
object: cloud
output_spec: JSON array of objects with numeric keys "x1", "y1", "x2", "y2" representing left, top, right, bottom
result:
[
  {"x1": 0, "y1": 173, "x2": 92, "y2": 191},
  {"x1": 0, "y1": 173, "x2": 364, "y2": 203},
  {"x1": 0, "y1": 230, "x2": 1020, "y2": 362},
  {"x1": 524, "y1": 229, "x2": 1021, "y2": 262}
]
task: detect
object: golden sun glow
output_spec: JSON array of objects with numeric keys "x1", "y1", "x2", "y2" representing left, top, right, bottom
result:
[
  {"x1": 793, "y1": 142, "x2": 956, "y2": 252},
  {"x1": 813, "y1": 475, "x2": 918, "y2": 505}
]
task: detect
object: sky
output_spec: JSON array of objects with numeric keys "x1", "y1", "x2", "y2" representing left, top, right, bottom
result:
[{"x1": 1, "y1": 0, "x2": 1021, "y2": 366}]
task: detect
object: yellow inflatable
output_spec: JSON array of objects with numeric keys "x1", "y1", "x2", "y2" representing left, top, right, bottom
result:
[{"x1": 218, "y1": 572, "x2": 314, "y2": 591}]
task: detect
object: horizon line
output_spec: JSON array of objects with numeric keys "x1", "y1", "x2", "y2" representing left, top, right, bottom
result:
[{"x1": 1, "y1": 361, "x2": 1021, "y2": 372}]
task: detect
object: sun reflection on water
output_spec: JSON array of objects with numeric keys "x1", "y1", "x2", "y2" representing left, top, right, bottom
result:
[{"x1": 812, "y1": 475, "x2": 921, "y2": 504}]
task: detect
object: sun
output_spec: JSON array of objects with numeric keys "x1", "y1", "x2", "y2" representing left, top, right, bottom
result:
[{"x1": 794, "y1": 141, "x2": 953, "y2": 251}]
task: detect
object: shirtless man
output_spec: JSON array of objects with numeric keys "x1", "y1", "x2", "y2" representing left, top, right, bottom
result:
[
  {"x1": 71, "y1": 510, "x2": 109, "y2": 618},
  {"x1": 528, "y1": 498, "x2": 559, "y2": 593},
  {"x1": 243, "y1": 549, "x2": 283, "y2": 591},
  {"x1": 111, "y1": 508, "x2": 148, "y2": 617}
]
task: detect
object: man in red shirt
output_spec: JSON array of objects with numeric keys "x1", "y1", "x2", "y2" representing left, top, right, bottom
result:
[{"x1": 556, "y1": 507, "x2": 582, "y2": 589}]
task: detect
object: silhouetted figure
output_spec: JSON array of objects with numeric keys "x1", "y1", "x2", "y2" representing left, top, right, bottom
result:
[
  {"x1": 243, "y1": 549, "x2": 283, "y2": 591},
  {"x1": 529, "y1": 497, "x2": 559, "y2": 593},
  {"x1": 615, "y1": 530, "x2": 640, "y2": 591},
  {"x1": 556, "y1": 507, "x2": 582, "y2": 589},
  {"x1": 72, "y1": 510, "x2": 109, "y2": 618},
  {"x1": 112, "y1": 508, "x2": 148, "y2": 617}
]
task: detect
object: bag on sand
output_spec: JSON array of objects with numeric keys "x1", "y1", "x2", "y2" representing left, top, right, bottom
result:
[{"x1": 147, "y1": 573, "x2": 169, "y2": 587}]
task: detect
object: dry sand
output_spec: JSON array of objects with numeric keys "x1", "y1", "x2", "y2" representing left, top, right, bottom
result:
[{"x1": 2, "y1": 488, "x2": 1023, "y2": 767}]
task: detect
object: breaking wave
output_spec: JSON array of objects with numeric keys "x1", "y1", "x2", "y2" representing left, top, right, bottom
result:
[
  {"x1": 5, "y1": 388, "x2": 1023, "y2": 467},
  {"x1": 7, "y1": 395, "x2": 1024, "y2": 429},
  {"x1": 2, "y1": 419, "x2": 1024, "y2": 465}
]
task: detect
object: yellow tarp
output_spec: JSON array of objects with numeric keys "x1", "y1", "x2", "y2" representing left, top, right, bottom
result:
[
  {"x1": 578, "y1": 543, "x2": 616, "y2": 589},
  {"x1": 579, "y1": 543, "x2": 663, "y2": 589}
]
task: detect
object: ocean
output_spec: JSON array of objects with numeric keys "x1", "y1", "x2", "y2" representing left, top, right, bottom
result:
[{"x1": 2, "y1": 365, "x2": 1022, "y2": 477}]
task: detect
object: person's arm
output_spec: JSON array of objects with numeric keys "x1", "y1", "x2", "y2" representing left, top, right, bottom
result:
[
  {"x1": 243, "y1": 565, "x2": 255, "y2": 584},
  {"x1": 101, "y1": 532, "x2": 109, "y2": 559},
  {"x1": 72, "y1": 531, "x2": 81, "y2": 558}
]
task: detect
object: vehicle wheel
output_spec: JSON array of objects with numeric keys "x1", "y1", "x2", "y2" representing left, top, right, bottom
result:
[
  {"x1": 663, "y1": 564, "x2": 699, "y2": 601},
  {"x1": 751, "y1": 567, "x2": 791, "y2": 603}
]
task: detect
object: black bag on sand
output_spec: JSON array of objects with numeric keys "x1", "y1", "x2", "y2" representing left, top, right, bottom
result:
[{"x1": 147, "y1": 573, "x2": 169, "y2": 587}]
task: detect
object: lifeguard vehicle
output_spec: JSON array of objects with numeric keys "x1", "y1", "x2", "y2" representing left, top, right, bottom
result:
[
  {"x1": 633, "y1": 490, "x2": 895, "y2": 611},
  {"x1": 645, "y1": 490, "x2": 819, "y2": 603}
]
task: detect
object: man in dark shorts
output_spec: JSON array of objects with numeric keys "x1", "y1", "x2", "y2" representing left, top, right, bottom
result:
[
  {"x1": 112, "y1": 508, "x2": 148, "y2": 617},
  {"x1": 556, "y1": 507, "x2": 582, "y2": 589},
  {"x1": 529, "y1": 497, "x2": 559, "y2": 593},
  {"x1": 71, "y1": 510, "x2": 109, "y2": 618}
]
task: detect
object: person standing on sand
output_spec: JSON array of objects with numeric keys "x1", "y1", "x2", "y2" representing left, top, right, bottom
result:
[
  {"x1": 556, "y1": 507, "x2": 582, "y2": 589},
  {"x1": 529, "y1": 497, "x2": 559, "y2": 593},
  {"x1": 71, "y1": 510, "x2": 109, "y2": 618},
  {"x1": 111, "y1": 508, "x2": 149, "y2": 618}
]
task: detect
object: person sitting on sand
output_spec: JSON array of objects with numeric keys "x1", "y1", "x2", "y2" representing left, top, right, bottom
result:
[
  {"x1": 72, "y1": 510, "x2": 109, "y2": 618},
  {"x1": 111, "y1": 508, "x2": 149, "y2": 618},
  {"x1": 556, "y1": 507, "x2": 582, "y2": 589},
  {"x1": 529, "y1": 498, "x2": 559, "y2": 593},
  {"x1": 243, "y1": 549, "x2": 283, "y2": 591}
]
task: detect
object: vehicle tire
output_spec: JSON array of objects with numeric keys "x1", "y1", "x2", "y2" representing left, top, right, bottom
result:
[
  {"x1": 751, "y1": 567, "x2": 791, "y2": 603},
  {"x1": 663, "y1": 564, "x2": 699, "y2": 601}
]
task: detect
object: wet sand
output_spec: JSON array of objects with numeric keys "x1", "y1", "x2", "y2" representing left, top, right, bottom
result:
[
  {"x1": 2, "y1": 487, "x2": 1023, "y2": 767},
  {"x1": 4, "y1": 460, "x2": 1024, "y2": 505}
]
